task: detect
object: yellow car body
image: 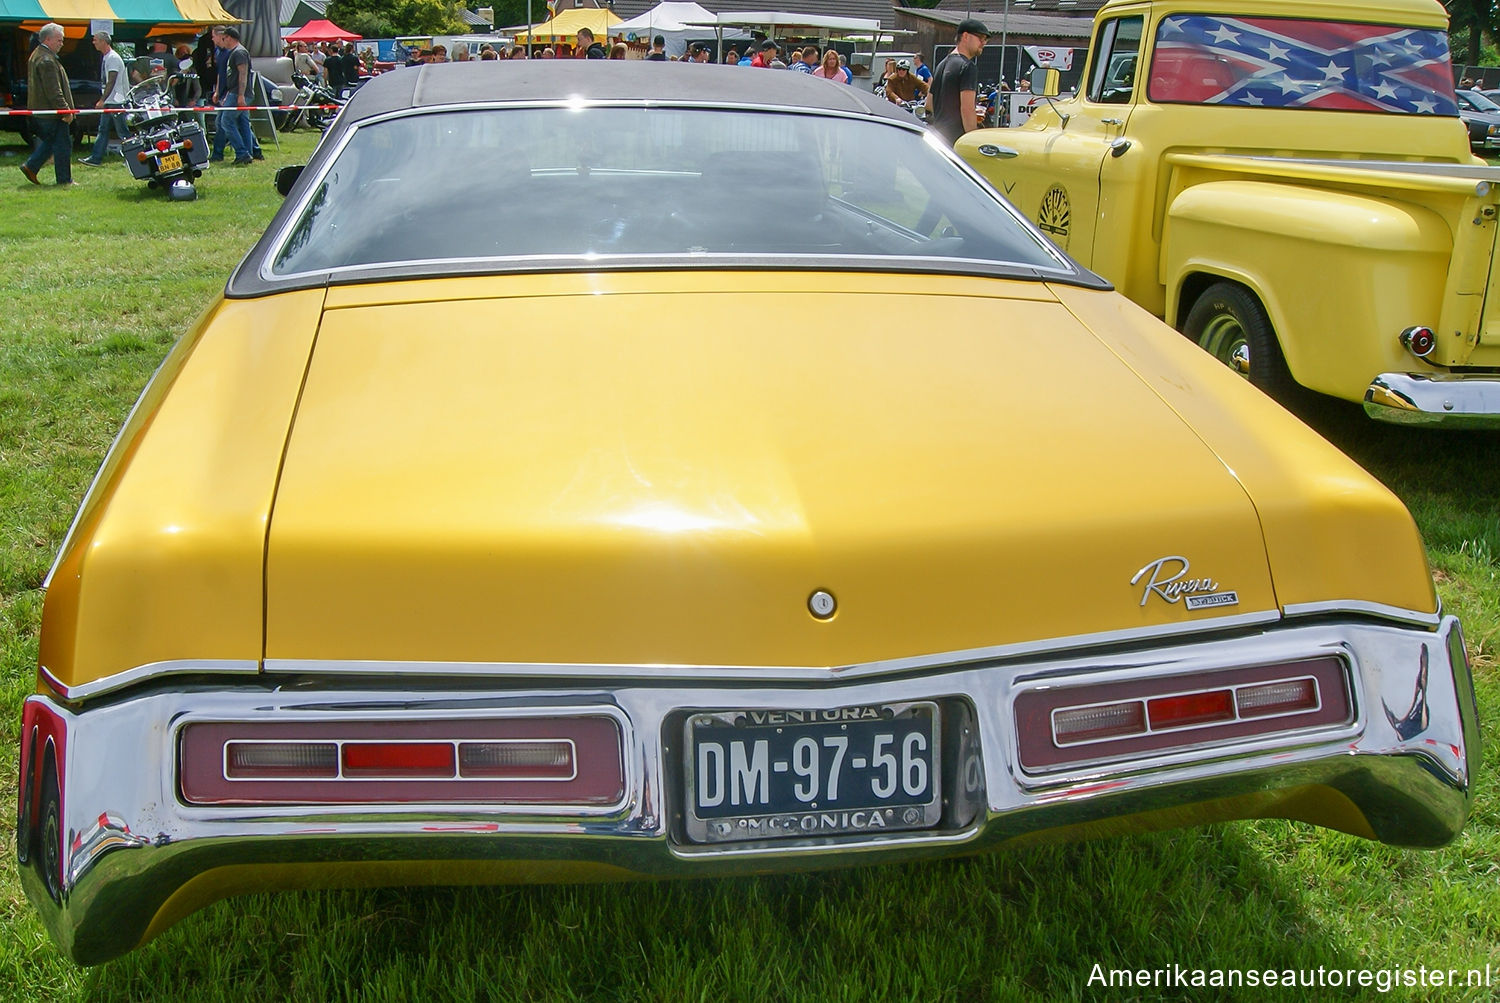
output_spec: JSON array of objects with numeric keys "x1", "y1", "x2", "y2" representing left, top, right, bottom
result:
[
  {"x1": 958, "y1": 0, "x2": 1500, "y2": 425},
  {"x1": 18, "y1": 63, "x2": 1479, "y2": 964}
]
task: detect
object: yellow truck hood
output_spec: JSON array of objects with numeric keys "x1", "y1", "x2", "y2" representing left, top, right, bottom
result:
[{"x1": 265, "y1": 273, "x2": 1280, "y2": 668}]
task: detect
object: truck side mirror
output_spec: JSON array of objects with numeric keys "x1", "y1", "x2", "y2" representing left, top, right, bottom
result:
[{"x1": 1030, "y1": 66, "x2": 1061, "y2": 98}]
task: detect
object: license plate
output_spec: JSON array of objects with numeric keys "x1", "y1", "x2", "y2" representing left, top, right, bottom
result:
[
  {"x1": 684, "y1": 702, "x2": 941, "y2": 844},
  {"x1": 158, "y1": 152, "x2": 183, "y2": 172}
]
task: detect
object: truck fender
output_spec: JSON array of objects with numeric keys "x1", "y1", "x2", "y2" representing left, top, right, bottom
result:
[{"x1": 1164, "y1": 180, "x2": 1451, "y2": 400}]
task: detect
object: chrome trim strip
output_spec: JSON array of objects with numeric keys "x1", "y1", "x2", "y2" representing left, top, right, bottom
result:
[
  {"x1": 1282, "y1": 599, "x2": 1441, "y2": 628},
  {"x1": 53, "y1": 602, "x2": 1439, "y2": 702},
  {"x1": 41, "y1": 660, "x2": 260, "y2": 703},
  {"x1": 1363, "y1": 372, "x2": 1500, "y2": 429},
  {"x1": 262, "y1": 609, "x2": 1284, "y2": 685}
]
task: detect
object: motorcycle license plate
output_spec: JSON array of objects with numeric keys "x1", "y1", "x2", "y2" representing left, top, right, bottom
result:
[
  {"x1": 683, "y1": 702, "x2": 941, "y2": 844},
  {"x1": 158, "y1": 152, "x2": 183, "y2": 172}
]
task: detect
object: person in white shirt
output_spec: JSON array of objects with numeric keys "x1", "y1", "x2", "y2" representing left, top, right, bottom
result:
[{"x1": 79, "y1": 31, "x2": 130, "y2": 167}]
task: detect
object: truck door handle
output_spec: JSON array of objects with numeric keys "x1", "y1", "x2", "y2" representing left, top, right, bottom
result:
[
  {"x1": 1101, "y1": 118, "x2": 1124, "y2": 126},
  {"x1": 1109, "y1": 138, "x2": 1132, "y2": 157},
  {"x1": 977, "y1": 144, "x2": 1019, "y2": 159}
]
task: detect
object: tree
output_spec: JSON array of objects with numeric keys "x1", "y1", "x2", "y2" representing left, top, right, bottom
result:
[
  {"x1": 325, "y1": 0, "x2": 468, "y2": 37},
  {"x1": 1448, "y1": 0, "x2": 1499, "y2": 67}
]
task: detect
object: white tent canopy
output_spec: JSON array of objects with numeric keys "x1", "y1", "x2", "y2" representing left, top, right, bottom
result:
[{"x1": 614, "y1": 1, "x2": 748, "y2": 57}]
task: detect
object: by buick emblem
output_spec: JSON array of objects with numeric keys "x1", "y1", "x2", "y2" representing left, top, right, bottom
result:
[
  {"x1": 808, "y1": 590, "x2": 837, "y2": 619},
  {"x1": 1132, "y1": 556, "x2": 1239, "y2": 611}
]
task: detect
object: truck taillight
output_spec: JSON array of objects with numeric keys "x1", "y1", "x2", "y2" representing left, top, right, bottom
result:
[{"x1": 1399, "y1": 325, "x2": 1436, "y2": 359}]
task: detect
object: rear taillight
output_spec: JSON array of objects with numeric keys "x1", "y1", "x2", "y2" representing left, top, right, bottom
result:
[
  {"x1": 180, "y1": 717, "x2": 622, "y2": 807},
  {"x1": 1017, "y1": 656, "x2": 1351, "y2": 772},
  {"x1": 458, "y1": 741, "x2": 574, "y2": 779},
  {"x1": 1052, "y1": 701, "x2": 1145, "y2": 744},
  {"x1": 342, "y1": 742, "x2": 455, "y2": 778},
  {"x1": 226, "y1": 742, "x2": 337, "y2": 778},
  {"x1": 1147, "y1": 689, "x2": 1234, "y2": 729},
  {"x1": 1236, "y1": 677, "x2": 1318, "y2": 717}
]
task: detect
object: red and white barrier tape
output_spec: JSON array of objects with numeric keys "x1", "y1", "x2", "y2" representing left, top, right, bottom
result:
[{"x1": 2, "y1": 104, "x2": 339, "y2": 117}]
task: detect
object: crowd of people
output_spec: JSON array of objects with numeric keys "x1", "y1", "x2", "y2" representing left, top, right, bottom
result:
[{"x1": 18, "y1": 17, "x2": 995, "y2": 188}]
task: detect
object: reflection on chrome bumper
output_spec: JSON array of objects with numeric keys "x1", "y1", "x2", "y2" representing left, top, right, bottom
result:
[
  {"x1": 1364, "y1": 372, "x2": 1500, "y2": 428},
  {"x1": 18, "y1": 618, "x2": 1479, "y2": 965}
]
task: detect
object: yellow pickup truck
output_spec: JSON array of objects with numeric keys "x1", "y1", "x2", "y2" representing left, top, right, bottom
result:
[{"x1": 959, "y1": 0, "x2": 1500, "y2": 427}]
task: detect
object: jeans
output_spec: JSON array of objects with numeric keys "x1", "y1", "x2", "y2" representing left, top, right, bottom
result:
[
  {"x1": 23, "y1": 115, "x2": 72, "y2": 184},
  {"x1": 87, "y1": 104, "x2": 130, "y2": 162},
  {"x1": 217, "y1": 105, "x2": 254, "y2": 161}
]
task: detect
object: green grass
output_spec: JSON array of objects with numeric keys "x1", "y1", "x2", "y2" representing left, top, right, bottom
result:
[{"x1": 2, "y1": 129, "x2": 1498, "y2": 1002}]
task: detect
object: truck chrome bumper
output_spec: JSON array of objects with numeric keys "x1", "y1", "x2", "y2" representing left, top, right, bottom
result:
[
  {"x1": 17, "y1": 618, "x2": 1479, "y2": 965},
  {"x1": 1364, "y1": 372, "x2": 1500, "y2": 428}
]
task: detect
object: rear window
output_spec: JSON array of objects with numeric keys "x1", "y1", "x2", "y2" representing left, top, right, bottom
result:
[
  {"x1": 1147, "y1": 15, "x2": 1458, "y2": 116},
  {"x1": 269, "y1": 105, "x2": 1067, "y2": 277}
]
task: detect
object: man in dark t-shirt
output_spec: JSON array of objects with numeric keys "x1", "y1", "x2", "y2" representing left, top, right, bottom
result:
[
  {"x1": 646, "y1": 35, "x2": 667, "y2": 60},
  {"x1": 340, "y1": 44, "x2": 360, "y2": 89},
  {"x1": 325, "y1": 43, "x2": 346, "y2": 92},
  {"x1": 928, "y1": 18, "x2": 989, "y2": 145}
]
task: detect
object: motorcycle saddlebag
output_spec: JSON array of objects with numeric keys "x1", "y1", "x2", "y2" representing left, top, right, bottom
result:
[
  {"x1": 121, "y1": 135, "x2": 153, "y2": 180},
  {"x1": 178, "y1": 123, "x2": 209, "y2": 168}
]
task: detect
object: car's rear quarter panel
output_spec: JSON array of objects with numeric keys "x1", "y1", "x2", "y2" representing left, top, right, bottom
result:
[{"x1": 39, "y1": 291, "x2": 325, "y2": 691}]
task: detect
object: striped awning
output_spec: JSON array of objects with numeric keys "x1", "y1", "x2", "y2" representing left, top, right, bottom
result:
[{"x1": 0, "y1": 0, "x2": 235, "y2": 23}]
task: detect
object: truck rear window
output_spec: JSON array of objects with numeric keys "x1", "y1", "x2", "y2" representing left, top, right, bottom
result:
[{"x1": 1147, "y1": 15, "x2": 1458, "y2": 116}]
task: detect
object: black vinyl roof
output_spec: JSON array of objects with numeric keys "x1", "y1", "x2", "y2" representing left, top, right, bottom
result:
[{"x1": 339, "y1": 60, "x2": 912, "y2": 126}]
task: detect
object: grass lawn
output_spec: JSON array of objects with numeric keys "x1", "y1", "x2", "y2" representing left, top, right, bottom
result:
[{"x1": 1, "y1": 128, "x2": 1497, "y2": 1002}]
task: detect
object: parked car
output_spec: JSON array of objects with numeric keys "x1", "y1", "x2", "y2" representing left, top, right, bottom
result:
[
  {"x1": 17, "y1": 61, "x2": 1479, "y2": 965},
  {"x1": 1456, "y1": 88, "x2": 1500, "y2": 149}
]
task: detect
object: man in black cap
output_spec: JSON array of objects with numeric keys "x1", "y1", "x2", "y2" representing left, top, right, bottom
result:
[
  {"x1": 646, "y1": 35, "x2": 667, "y2": 60},
  {"x1": 928, "y1": 18, "x2": 989, "y2": 144}
]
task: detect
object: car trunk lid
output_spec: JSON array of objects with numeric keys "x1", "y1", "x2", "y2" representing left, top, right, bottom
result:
[{"x1": 264, "y1": 273, "x2": 1277, "y2": 670}]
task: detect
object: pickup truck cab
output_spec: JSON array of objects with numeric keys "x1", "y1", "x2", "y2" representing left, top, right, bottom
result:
[{"x1": 959, "y1": 0, "x2": 1500, "y2": 427}]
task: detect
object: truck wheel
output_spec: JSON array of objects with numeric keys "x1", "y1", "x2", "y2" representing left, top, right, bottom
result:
[{"x1": 1183, "y1": 282, "x2": 1299, "y2": 402}]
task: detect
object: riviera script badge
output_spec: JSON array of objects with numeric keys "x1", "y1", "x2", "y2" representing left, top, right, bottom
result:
[{"x1": 1132, "y1": 556, "x2": 1240, "y2": 611}]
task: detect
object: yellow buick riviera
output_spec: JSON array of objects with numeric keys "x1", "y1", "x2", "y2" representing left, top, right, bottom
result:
[{"x1": 18, "y1": 63, "x2": 1480, "y2": 964}]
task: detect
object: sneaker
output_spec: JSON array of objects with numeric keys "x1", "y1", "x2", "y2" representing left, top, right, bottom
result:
[
  {"x1": 20, "y1": 164, "x2": 39, "y2": 185},
  {"x1": 252, "y1": 151, "x2": 265, "y2": 161},
  {"x1": 232, "y1": 157, "x2": 253, "y2": 166},
  {"x1": 77, "y1": 158, "x2": 104, "y2": 167},
  {"x1": 208, "y1": 155, "x2": 225, "y2": 162}
]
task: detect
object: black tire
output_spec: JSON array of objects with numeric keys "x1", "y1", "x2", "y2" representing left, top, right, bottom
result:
[
  {"x1": 1183, "y1": 281, "x2": 1301, "y2": 403},
  {"x1": 16, "y1": 731, "x2": 36, "y2": 865},
  {"x1": 39, "y1": 757, "x2": 63, "y2": 904}
]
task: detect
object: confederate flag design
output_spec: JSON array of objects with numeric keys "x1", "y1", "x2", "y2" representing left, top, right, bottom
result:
[{"x1": 1149, "y1": 15, "x2": 1458, "y2": 116}]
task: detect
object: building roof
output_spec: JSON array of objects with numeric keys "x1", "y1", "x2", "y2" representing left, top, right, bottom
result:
[
  {"x1": 899, "y1": 6, "x2": 1094, "y2": 39},
  {"x1": 280, "y1": 0, "x2": 326, "y2": 27},
  {"x1": 605, "y1": 0, "x2": 899, "y2": 30},
  {"x1": 930, "y1": 0, "x2": 1102, "y2": 13}
]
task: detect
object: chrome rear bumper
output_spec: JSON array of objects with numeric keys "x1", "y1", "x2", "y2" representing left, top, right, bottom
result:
[
  {"x1": 17, "y1": 617, "x2": 1479, "y2": 965},
  {"x1": 1364, "y1": 372, "x2": 1500, "y2": 428}
]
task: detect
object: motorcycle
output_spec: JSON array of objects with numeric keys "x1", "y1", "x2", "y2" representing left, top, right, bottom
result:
[
  {"x1": 118, "y1": 73, "x2": 209, "y2": 201},
  {"x1": 288, "y1": 73, "x2": 343, "y2": 132}
]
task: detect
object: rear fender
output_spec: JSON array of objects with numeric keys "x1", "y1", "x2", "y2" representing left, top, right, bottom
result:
[{"x1": 1165, "y1": 181, "x2": 1452, "y2": 401}]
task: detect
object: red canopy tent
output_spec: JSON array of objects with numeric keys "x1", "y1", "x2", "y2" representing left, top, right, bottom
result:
[{"x1": 286, "y1": 19, "x2": 361, "y2": 41}]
